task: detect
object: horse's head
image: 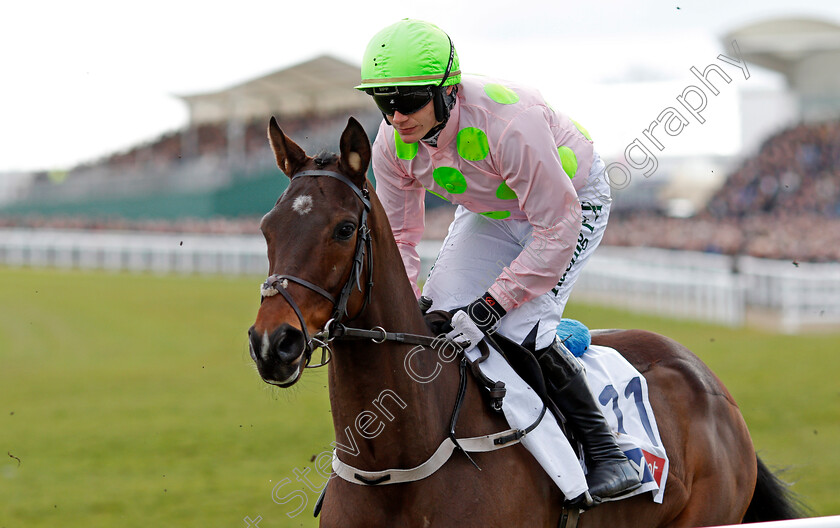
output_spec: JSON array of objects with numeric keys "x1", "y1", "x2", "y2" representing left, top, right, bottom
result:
[{"x1": 248, "y1": 116, "x2": 372, "y2": 387}]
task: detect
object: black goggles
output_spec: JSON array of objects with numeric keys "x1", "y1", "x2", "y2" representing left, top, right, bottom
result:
[{"x1": 369, "y1": 86, "x2": 434, "y2": 116}]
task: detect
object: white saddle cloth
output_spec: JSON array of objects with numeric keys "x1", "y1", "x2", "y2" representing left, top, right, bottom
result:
[
  {"x1": 579, "y1": 344, "x2": 669, "y2": 504},
  {"x1": 464, "y1": 341, "x2": 669, "y2": 504}
]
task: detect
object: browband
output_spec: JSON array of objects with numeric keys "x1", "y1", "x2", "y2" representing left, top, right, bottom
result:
[{"x1": 292, "y1": 170, "x2": 370, "y2": 209}]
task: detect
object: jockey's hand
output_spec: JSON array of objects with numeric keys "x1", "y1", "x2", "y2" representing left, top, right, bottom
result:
[
  {"x1": 449, "y1": 291, "x2": 507, "y2": 338},
  {"x1": 445, "y1": 310, "x2": 486, "y2": 349}
]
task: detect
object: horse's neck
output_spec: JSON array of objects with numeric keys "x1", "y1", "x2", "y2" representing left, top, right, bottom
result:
[
  {"x1": 327, "y1": 341, "x2": 458, "y2": 468},
  {"x1": 327, "y1": 200, "x2": 462, "y2": 468}
]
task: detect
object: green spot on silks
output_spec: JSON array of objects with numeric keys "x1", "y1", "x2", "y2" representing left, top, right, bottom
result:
[
  {"x1": 495, "y1": 182, "x2": 517, "y2": 200},
  {"x1": 433, "y1": 167, "x2": 467, "y2": 194},
  {"x1": 571, "y1": 119, "x2": 592, "y2": 141},
  {"x1": 481, "y1": 210, "x2": 511, "y2": 219},
  {"x1": 557, "y1": 146, "x2": 578, "y2": 179},
  {"x1": 484, "y1": 83, "x2": 520, "y2": 104},
  {"x1": 457, "y1": 127, "x2": 490, "y2": 161},
  {"x1": 395, "y1": 132, "x2": 418, "y2": 160}
]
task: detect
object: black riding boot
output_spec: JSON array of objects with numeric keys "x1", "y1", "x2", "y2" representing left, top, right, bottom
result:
[{"x1": 537, "y1": 339, "x2": 642, "y2": 502}]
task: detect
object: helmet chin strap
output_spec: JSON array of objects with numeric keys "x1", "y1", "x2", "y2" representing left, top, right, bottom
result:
[
  {"x1": 422, "y1": 84, "x2": 458, "y2": 147},
  {"x1": 427, "y1": 35, "x2": 457, "y2": 126}
]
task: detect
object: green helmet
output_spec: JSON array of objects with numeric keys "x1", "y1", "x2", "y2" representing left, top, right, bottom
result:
[{"x1": 356, "y1": 19, "x2": 461, "y2": 90}]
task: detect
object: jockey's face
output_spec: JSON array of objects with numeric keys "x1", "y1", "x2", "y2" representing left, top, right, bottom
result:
[{"x1": 386, "y1": 98, "x2": 439, "y2": 144}]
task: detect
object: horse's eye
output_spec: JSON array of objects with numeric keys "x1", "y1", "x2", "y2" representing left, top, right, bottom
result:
[{"x1": 334, "y1": 222, "x2": 356, "y2": 241}]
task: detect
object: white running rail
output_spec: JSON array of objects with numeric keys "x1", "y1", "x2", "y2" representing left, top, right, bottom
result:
[
  {"x1": 3, "y1": 229, "x2": 840, "y2": 333},
  {"x1": 0, "y1": 228, "x2": 267, "y2": 276}
]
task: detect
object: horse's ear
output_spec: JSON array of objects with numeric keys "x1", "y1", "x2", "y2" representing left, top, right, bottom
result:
[
  {"x1": 339, "y1": 117, "x2": 371, "y2": 187},
  {"x1": 267, "y1": 116, "x2": 308, "y2": 178}
]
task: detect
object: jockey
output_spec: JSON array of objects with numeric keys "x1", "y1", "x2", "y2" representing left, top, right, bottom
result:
[{"x1": 356, "y1": 19, "x2": 641, "y2": 504}]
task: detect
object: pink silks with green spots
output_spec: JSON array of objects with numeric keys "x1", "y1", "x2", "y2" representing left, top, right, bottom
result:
[{"x1": 373, "y1": 74, "x2": 608, "y2": 318}]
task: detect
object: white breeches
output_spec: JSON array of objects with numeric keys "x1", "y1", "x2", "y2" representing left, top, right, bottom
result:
[{"x1": 423, "y1": 153, "x2": 611, "y2": 351}]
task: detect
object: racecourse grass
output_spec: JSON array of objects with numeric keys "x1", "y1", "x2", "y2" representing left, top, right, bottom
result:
[{"x1": 1, "y1": 267, "x2": 837, "y2": 526}]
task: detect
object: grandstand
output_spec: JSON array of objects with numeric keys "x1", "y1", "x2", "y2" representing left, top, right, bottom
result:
[
  {"x1": 2, "y1": 18, "x2": 840, "y2": 262},
  {"x1": 0, "y1": 55, "x2": 382, "y2": 221},
  {"x1": 726, "y1": 17, "x2": 840, "y2": 125},
  {"x1": 603, "y1": 16, "x2": 840, "y2": 263}
]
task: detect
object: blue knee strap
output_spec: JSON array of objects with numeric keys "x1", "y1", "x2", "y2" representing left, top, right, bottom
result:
[{"x1": 555, "y1": 319, "x2": 591, "y2": 357}]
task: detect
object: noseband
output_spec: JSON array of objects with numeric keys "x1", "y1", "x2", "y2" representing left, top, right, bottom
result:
[{"x1": 260, "y1": 169, "x2": 373, "y2": 367}]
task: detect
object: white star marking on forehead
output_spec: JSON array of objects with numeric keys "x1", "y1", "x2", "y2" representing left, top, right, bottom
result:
[{"x1": 292, "y1": 195, "x2": 313, "y2": 215}]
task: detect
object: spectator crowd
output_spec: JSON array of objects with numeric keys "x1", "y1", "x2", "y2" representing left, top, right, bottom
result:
[{"x1": 604, "y1": 120, "x2": 840, "y2": 262}]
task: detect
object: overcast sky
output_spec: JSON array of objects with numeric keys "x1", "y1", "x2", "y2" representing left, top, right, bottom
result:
[{"x1": 2, "y1": 0, "x2": 840, "y2": 173}]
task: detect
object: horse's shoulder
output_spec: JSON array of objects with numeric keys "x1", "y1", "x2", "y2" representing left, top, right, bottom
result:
[{"x1": 590, "y1": 328, "x2": 734, "y2": 403}]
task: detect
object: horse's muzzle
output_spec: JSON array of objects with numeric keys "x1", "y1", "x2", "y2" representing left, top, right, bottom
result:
[{"x1": 248, "y1": 323, "x2": 307, "y2": 386}]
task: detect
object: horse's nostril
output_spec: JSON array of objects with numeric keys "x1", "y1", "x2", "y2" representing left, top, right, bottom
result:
[
  {"x1": 248, "y1": 324, "x2": 307, "y2": 362},
  {"x1": 270, "y1": 324, "x2": 306, "y2": 362}
]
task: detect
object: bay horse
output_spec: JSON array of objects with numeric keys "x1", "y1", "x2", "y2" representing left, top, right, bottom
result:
[{"x1": 248, "y1": 116, "x2": 802, "y2": 527}]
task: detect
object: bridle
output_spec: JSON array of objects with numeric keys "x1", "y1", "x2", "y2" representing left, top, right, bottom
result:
[{"x1": 259, "y1": 169, "x2": 374, "y2": 368}]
